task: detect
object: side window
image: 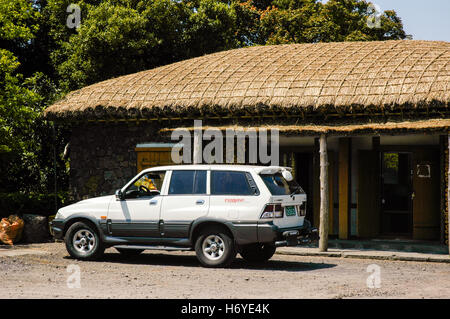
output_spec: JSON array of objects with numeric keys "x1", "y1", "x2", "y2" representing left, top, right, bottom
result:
[
  {"x1": 168, "y1": 170, "x2": 207, "y2": 195},
  {"x1": 210, "y1": 171, "x2": 256, "y2": 196},
  {"x1": 125, "y1": 171, "x2": 166, "y2": 199}
]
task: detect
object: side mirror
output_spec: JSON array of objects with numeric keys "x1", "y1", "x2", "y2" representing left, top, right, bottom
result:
[
  {"x1": 282, "y1": 170, "x2": 293, "y2": 182},
  {"x1": 115, "y1": 189, "x2": 124, "y2": 201}
]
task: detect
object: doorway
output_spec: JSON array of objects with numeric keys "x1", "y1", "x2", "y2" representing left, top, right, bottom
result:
[{"x1": 380, "y1": 152, "x2": 413, "y2": 237}]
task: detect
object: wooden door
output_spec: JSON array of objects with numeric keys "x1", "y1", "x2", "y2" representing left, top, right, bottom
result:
[
  {"x1": 135, "y1": 147, "x2": 179, "y2": 172},
  {"x1": 412, "y1": 149, "x2": 440, "y2": 240}
]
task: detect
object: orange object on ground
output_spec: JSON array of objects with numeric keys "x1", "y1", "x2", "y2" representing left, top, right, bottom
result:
[{"x1": 0, "y1": 215, "x2": 24, "y2": 245}]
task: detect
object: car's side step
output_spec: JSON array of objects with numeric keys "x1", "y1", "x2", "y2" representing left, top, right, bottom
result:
[{"x1": 114, "y1": 245, "x2": 193, "y2": 251}]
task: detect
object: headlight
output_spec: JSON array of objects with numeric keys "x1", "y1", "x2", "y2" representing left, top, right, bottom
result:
[{"x1": 55, "y1": 211, "x2": 63, "y2": 219}]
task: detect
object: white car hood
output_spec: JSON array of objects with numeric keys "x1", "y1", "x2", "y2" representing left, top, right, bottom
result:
[{"x1": 57, "y1": 195, "x2": 114, "y2": 218}]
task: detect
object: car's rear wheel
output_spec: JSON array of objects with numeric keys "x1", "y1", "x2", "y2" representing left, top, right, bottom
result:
[
  {"x1": 65, "y1": 221, "x2": 105, "y2": 260},
  {"x1": 115, "y1": 248, "x2": 144, "y2": 257},
  {"x1": 195, "y1": 227, "x2": 236, "y2": 268},
  {"x1": 240, "y1": 243, "x2": 276, "y2": 263}
]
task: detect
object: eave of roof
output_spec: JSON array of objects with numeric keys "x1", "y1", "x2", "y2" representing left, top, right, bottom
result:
[{"x1": 158, "y1": 118, "x2": 450, "y2": 136}]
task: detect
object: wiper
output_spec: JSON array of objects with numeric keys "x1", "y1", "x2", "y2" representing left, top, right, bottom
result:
[{"x1": 290, "y1": 185, "x2": 302, "y2": 198}]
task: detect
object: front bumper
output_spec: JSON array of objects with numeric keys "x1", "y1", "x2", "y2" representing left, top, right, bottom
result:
[{"x1": 50, "y1": 219, "x2": 65, "y2": 240}]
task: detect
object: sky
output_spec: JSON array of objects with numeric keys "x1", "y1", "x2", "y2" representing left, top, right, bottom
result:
[{"x1": 372, "y1": 0, "x2": 450, "y2": 41}]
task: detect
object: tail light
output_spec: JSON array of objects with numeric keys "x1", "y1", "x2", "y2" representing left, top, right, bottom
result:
[
  {"x1": 260, "y1": 204, "x2": 284, "y2": 219},
  {"x1": 298, "y1": 202, "x2": 306, "y2": 216}
]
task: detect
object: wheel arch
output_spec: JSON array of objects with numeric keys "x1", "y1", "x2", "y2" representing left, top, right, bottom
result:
[
  {"x1": 63, "y1": 215, "x2": 102, "y2": 238},
  {"x1": 189, "y1": 219, "x2": 235, "y2": 245}
]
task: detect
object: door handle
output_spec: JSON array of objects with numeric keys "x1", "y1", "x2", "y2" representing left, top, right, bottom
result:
[
  {"x1": 196, "y1": 199, "x2": 205, "y2": 205},
  {"x1": 150, "y1": 199, "x2": 158, "y2": 205}
]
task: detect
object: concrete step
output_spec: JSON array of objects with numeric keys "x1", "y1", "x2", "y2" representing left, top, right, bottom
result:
[{"x1": 301, "y1": 239, "x2": 448, "y2": 254}]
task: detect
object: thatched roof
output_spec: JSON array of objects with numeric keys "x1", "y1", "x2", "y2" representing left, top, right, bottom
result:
[
  {"x1": 159, "y1": 118, "x2": 450, "y2": 136},
  {"x1": 44, "y1": 40, "x2": 449, "y2": 121}
]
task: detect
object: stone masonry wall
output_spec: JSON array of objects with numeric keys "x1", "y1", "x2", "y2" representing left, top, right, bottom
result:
[{"x1": 69, "y1": 122, "x2": 169, "y2": 200}]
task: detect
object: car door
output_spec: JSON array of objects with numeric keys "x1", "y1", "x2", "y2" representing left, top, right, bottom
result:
[
  {"x1": 159, "y1": 170, "x2": 209, "y2": 238},
  {"x1": 107, "y1": 171, "x2": 167, "y2": 238}
]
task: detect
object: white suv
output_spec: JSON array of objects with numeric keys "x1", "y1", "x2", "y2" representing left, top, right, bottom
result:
[{"x1": 51, "y1": 165, "x2": 318, "y2": 267}]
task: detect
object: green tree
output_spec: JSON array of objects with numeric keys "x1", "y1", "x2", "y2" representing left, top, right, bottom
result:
[
  {"x1": 259, "y1": 0, "x2": 323, "y2": 44},
  {"x1": 259, "y1": 0, "x2": 407, "y2": 44},
  {"x1": 54, "y1": 0, "x2": 254, "y2": 90},
  {"x1": 0, "y1": 0, "x2": 42, "y2": 192},
  {"x1": 56, "y1": 1, "x2": 159, "y2": 90},
  {"x1": 183, "y1": 0, "x2": 240, "y2": 56},
  {"x1": 0, "y1": 50, "x2": 41, "y2": 156},
  {"x1": 0, "y1": 0, "x2": 68, "y2": 196},
  {"x1": 319, "y1": 0, "x2": 406, "y2": 41}
]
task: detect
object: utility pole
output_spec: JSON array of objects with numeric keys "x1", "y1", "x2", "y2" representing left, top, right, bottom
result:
[{"x1": 319, "y1": 134, "x2": 329, "y2": 252}]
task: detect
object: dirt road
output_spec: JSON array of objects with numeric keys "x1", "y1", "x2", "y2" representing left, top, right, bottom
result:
[{"x1": 1, "y1": 242, "x2": 449, "y2": 299}]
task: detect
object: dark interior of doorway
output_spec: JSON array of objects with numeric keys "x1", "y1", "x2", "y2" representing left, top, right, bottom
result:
[
  {"x1": 381, "y1": 152, "x2": 413, "y2": 237},
  {"x1": 295, "y1": 153, "x2": 314, "y2": 225}
]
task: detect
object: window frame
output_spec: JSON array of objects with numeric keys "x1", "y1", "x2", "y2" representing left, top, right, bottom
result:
[
  {"x1": 123, "y1": 170, "x2": 167, "y2": 200},
  {"x1": 209, "y1": 170, "x2": 259, "y2": 196},
  {"x1": 259, "y1": 172, "x2": 305, "y2": 196},
  {"x1": 167, "y1": 169, "x2": 209, "y2": 196}
]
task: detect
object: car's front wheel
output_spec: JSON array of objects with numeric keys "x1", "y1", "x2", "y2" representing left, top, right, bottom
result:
[
  {"x1": 240, "y1": 243, "x2": 276, "y2": 263},
  {"x1": 195, "y1": 227, "x2": 236, "y2": 268},
  {"x1": 65, "y1": 221, "x2": 105, "y2": 260}
]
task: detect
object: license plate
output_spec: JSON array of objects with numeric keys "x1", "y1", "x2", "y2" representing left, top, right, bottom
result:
[{"x1": 285, "y1": 206, "x2": 296, "y2": 217}]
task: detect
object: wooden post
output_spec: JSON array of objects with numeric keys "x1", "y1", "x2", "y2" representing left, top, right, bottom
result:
[
  {"x1": 319, "y1": 134, "x2": 329, "y2": 252},
  {"x1": 338, "y1": 137, "x2": 350, "y2": 239},
  {"x1": 328, "y1": 152, "x2": 334, "y2": 235},
  {"x1": 193, "y1": 120, "x2": 202, "y2": 164}
]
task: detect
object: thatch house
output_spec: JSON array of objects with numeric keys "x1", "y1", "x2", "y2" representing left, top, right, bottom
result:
[{"x1": 45, "y1": 40, "x2": 450, "y2": 247}]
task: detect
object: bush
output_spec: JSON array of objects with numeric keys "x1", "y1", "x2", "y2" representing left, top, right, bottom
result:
[{"x1": 0, "y1": 192, "x2": 73, "y2": 218}]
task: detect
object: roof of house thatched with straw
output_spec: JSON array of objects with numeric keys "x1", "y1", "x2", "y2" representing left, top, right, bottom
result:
[
  {"x1": 159, "y1": 118, "x2": 450, "y2": 136},
  {"x1": 44, "y1": 40, "x2": 449, "y2": 121}
]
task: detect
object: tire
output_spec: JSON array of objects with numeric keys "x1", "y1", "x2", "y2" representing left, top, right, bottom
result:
[
  {"x1": 65, "y1": 221, "x2": 105, "y2": 260},
  {"x1": 194, "y1": 227, "x2": 236, "y2": 268},
  {"x1": 115, "y1": 248, "x2": 144, "y2": 257},
  {"x1": 240, "y1": 243, "x2": 276, "y2": 263}
]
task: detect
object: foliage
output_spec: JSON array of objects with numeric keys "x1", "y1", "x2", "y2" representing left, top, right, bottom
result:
[
  {"x1": 0, "y1": 0, "x2": 39, "y2": 42},
  {"x1": 0, "y1": 191, "x2": 72, "y2": 217},
  {"x1": 0, "y1": 0, "x2": 69, "y2": 197},
  {"x1": 259, "y1": 0, "x2": 406, "y2": 44},
  {"x1": 52, "y1": 0, "x2": 408, "y2": 90}
]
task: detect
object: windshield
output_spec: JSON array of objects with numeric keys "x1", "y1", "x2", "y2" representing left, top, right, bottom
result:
[{"x1": 260, "y1": 173, "x2": 305, "y2": 196}]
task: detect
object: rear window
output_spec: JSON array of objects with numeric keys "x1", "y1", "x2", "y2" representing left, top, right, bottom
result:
[
  {"x1": 169, "y1": 170, "x2": 207, "y2": 195},
  {"x1": 211, "y1": 171, "x2": 256, "y2": 195},
  {"x1": 260, "y1": 173, "x2": 305, "y2": 196}
]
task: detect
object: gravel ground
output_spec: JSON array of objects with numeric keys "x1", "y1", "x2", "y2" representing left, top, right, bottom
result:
[{"x1": 0, "y1": 242, "x2": 449, "y2": 299}]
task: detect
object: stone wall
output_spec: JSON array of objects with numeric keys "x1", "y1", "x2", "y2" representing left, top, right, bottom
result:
[{"x1": 69, "y1": 122, "x2": 168, "y2": 200}]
